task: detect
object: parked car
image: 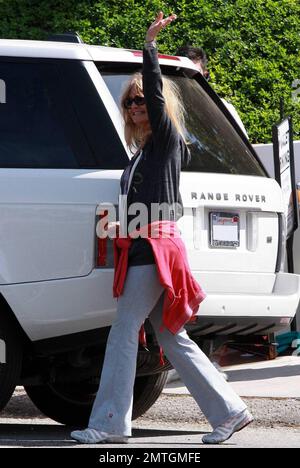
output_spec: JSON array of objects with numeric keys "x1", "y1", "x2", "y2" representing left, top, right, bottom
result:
[{"x1": 0, "y1": 35, "x2": 299, "y2": 425}]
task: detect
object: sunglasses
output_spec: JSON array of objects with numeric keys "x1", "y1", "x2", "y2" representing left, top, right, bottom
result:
[{"x1": 124, "y1": 96, "x2": 145, "y2": 109}]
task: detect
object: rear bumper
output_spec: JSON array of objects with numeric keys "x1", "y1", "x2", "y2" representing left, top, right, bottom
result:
[
  {"x1": 188, "y1": 272, "x2": 300, "y2": 336},
  {"x1": 186, "y1": 315, "x2": 292, "y2": 336}
]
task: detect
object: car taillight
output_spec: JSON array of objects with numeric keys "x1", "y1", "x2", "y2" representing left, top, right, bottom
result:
[
  {"x1": 96, "y1": 210, "x2": 108, "y2": 267},
  {"x1": 95, "y1": 204, "x2": 117, "y2": 269},
  {"x1": 276, "y1": 212, "x2": 287, "y2": 272}
]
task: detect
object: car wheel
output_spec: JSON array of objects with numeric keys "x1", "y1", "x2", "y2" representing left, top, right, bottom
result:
[
  {"x1": 0, "y1": 316, "x2": 22, "y2": 411},
  {"x1": 132, "y1": 372, "x2": 168, "y2": 419},
  {"x1": 24, "y1": 371, "x2": 168, "y2": 426}
]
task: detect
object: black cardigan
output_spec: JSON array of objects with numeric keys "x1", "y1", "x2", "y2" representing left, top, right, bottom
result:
[{"x1": 120, "y1": 44, "x2": 190, "y2": 266}]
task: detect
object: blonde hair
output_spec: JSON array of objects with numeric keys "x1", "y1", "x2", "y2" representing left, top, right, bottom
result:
[{"x1": 121, "y1": 72, "x2": 186, "y2": 152}]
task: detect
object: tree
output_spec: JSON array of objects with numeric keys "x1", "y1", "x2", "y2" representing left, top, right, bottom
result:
[{"x1": 1, "y1": 0, "x2": 300, "y2": 142}]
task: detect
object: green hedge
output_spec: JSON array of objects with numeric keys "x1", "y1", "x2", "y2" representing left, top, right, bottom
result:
[{"x1": 1, "y1": 0, "x2": 300, "y2": 143}]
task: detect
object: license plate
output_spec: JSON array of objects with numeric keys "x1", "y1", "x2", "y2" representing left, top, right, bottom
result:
[{"x1": 209, "y1": 212, "x2": 240, "y2": 248}]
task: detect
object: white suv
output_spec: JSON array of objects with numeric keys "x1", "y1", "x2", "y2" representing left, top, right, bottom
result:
[{"x1": 0, "y1": 36, "x2": 299, "y2": 425}]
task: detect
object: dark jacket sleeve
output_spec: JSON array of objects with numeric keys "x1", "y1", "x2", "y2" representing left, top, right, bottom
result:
[{"x1": 143, "y1": 45, "x2": 179, "y2": 152}]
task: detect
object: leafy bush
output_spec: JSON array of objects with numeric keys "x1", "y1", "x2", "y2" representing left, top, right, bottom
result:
[{"x1": 1, "y1": 0, "x2": 300, "y2": 142}]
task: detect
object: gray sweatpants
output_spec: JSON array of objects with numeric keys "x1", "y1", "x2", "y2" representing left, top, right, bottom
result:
[{"x1": 89, "y1": 265, "x2": 246, "y2": 436}]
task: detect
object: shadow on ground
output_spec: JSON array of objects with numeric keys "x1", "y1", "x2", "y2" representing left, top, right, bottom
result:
[
  {"x1": 226, "y1": 365, "x2": 300, "y2": 382},
  {"x1": 0, "y1": 423, "x2": 204, "y2": 447}
]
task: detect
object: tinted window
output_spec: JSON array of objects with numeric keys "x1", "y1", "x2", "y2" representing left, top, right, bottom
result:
[
  {"x1": 0, "y1": 60, "x2": 129, "y2": 170},
  {"x1": 172, "y1": 76, "x2": 264, "y2": 176},
  {"x1": 0, "y1": 61, "x2": 82, "y2": 168},
  {"x1": 100, "y1": 69, "x2": 265, "y2": 176},
  {"x1": 58, "y1": 62, "x2": 128, "y2": 169}
]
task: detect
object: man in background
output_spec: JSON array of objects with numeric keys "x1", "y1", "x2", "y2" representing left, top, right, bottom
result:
[{"x1": 176, "y1": 45, "x2": 248, "y2": 138}]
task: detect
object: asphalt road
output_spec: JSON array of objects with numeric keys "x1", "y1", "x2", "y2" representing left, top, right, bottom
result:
[{"x1": 0, "y1": 388, "x2": 299, "y2": 448}]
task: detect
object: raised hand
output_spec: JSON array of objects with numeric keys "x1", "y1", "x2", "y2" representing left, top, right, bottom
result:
[{"x1": 146, "y1": 11, "x2": 177, "y2": 42}]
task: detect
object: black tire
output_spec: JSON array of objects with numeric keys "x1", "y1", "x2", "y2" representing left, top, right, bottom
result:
[
  {"x1": 132, "y1": 372, "x2": 168, "y2": 419},
  {"x1": 0, "y1": 316, "x2": 22, "y2": 411},
  {"x1": 24, "y1": 371, "x2": 168, "y2": 426}
]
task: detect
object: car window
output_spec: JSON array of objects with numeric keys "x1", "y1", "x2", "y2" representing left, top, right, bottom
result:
[
  {"x1": 0, "y1": 60, "x2": 128, "y2": 170},
  {"x1": 0, "y1": 61, "x2": 83, "y2": 169},
  {"x1": 100, "y1": 68, "x2": 265, "y2": 176},
  {"x1": 58, "y1": 61, "x2": 129, "y2": 169}
]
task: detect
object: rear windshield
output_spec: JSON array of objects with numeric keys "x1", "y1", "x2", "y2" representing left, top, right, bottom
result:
[{"x1": 99, "y1": 66, "x2": 265, "y2": 176}]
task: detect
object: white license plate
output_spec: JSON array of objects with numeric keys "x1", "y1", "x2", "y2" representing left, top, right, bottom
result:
[{"x1": 209, "y1": 212, "x2": 240, "y2": 248}]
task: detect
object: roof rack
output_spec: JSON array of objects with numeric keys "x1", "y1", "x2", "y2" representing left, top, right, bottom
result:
[{"x1": 46, "y1": 32, "x2": 84, "y2": 44}]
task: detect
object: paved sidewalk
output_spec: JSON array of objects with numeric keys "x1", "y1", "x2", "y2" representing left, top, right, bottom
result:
[{"x1": 164, "y1": 355, "x2": 300, "y2": 398}]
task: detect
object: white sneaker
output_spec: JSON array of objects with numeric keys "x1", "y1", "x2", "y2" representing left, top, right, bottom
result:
[
  {"x1": 202, "y1": 409, "x2": 253, "y2": 444},
  {"x1": 71, "y1": 428, "x2": 129, "y2": 444}
]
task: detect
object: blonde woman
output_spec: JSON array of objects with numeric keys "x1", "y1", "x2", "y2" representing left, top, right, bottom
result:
[{"x1": 71, "y1": 12, "x2": 253, "y2": 445}]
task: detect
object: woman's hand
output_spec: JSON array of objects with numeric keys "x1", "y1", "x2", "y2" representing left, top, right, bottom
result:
[
  {"x1": 107, "y1": 221, "x2": 120, "y2": 238},
  {"x1": 97, "y1": 220, "x2": 120, "y2": 239},
  {"x1": 146, "y1": 11, "x2": 177, "y2": 42}
]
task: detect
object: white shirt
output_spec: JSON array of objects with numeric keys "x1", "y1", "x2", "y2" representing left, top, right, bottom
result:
[{"x1": 119, "y1": 150, "x2": 143, "y2": 236}]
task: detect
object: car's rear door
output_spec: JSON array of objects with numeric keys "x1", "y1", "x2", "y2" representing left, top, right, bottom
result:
[{"x1": 0, "y1": 58, "x2": 128, "y2": 285}]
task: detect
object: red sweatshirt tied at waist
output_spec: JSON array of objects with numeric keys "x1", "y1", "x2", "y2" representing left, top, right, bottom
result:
[{"x1": 113, "y1": 221, "x2": 206, "y2": 335}]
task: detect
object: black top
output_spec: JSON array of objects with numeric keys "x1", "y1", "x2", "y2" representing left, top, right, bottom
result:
[{"x1": 120, "y1": 45, "x2": 190, "y2": 266}]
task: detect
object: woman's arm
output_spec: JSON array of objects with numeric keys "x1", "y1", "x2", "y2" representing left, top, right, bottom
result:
[
  {"x1": 145, "y1": 12, "x2": 177, "y2": 43},
  {"x1": 143, "y1": 12, "x2": 178, "y2": 147}
]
